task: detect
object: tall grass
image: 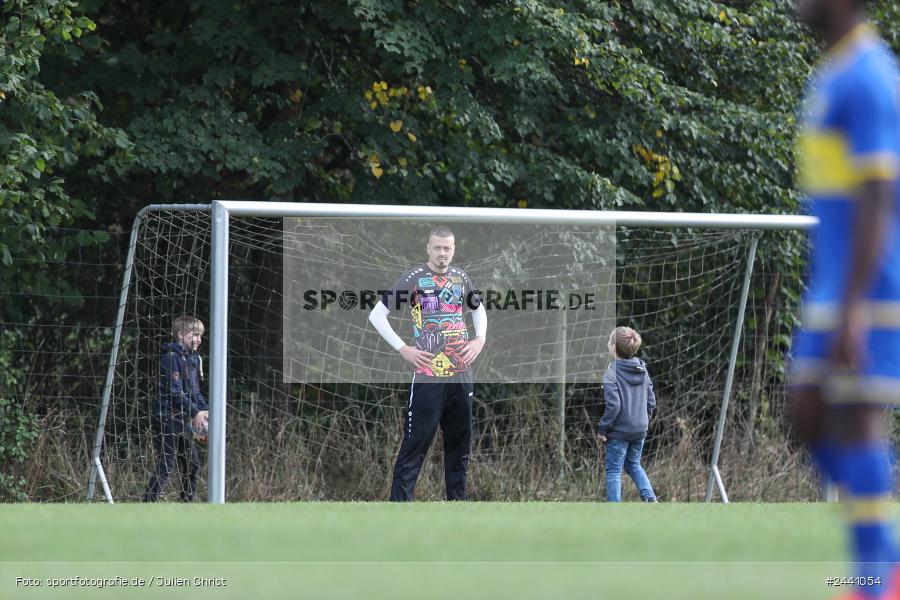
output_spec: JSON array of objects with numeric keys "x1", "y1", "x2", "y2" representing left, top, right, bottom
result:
[{"x1": 25, "y1": 396, "x2": 817, "y2": 503}]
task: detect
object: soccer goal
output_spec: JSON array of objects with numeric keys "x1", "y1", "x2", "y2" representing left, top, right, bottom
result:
[{"x1": 87, "y1": 202, "x2": 814, "y2": 504}]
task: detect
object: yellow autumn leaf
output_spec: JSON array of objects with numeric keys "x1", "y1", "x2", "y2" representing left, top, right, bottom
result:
[
  {"x1": 369, "y1": 101, "x2": 378, "y2": 110},
  {"x1": 398, "y1": 157, "x2": 408, "y2": 167},
  {"x1": 289, "y1": 89, "x2": 303, "y2": 104},
  {"x1": 364, "y1": 90, "x2": 373, "y2": 100},
  {"x1": 653, "y1": 188, "x2": 665, "y2": 198},
  {"x1": 389, "y1": 120, "x2": 403, "y2": 133},
  {"x1": 654, "y1": 171, "x2": 665, "y2": 185},
  {"x1": 407, "y1": 132, "x2": 417, "y2": 142},
  {"x1": 371, "y1": 165, "x2": 384, "y2": 178},
  {"x1": 517, "y1": 200, "x2": 528, "y2": 208},
  {"x1": 656, "y1": 129, "x2": 663, "y2": 138},
  {"x1": 634, "y1": 144, "x2": 652, "y2": 162},
  {"x1": 719, "y1": 10, "x2": 726, "y2": 22}
]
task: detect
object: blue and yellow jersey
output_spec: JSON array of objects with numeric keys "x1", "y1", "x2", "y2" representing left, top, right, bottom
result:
[
  {"x1": 799, "y1": 24, "x2": 900, "y2": 318},
  {"x1": 792, "y1": 24, "x2": 900, "y2": 400}
]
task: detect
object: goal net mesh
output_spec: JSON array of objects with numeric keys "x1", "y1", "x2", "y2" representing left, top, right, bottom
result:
[{"x1": 95, "y1": 208, "x2": 813, "y2": 501}]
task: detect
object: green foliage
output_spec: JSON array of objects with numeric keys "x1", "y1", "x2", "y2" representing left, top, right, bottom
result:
[
  {"x1": 0, "y1": 0, "x2": 127, "y2": 322},
  {"x1": 0, "y1": 396, "x2": 39, "y2": 502},
  {"x1": 71, "y1": 0, "x2": 811, "y2": 214}
]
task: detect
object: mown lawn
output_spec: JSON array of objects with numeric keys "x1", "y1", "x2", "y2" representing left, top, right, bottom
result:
[{"x1": 0, "y1": 502, "x2": 864, "y2": 599}]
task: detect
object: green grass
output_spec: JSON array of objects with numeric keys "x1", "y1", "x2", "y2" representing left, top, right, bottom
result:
[{"x1": 0, "y1": 502, "x2": 872, "y2": 599}]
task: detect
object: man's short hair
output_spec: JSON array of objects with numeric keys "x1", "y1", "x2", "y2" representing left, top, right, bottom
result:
[
  {"x1": 609, "y1": 326, "x2": 642, "y2": 359},
  {"x1": 428, "y1": 226, "x2": 454, "y2": 243},
  {"x1": 173, "y1": 315, "x2": 205, "y2": 337}
]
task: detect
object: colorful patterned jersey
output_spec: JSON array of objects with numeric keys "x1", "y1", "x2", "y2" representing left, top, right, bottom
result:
[{"x1": 383, "y1": 264, "x2": 481, "y2": 377}]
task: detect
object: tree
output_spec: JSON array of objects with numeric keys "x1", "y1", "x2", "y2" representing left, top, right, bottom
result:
[
  {"x1": 75, "y1": 0, "x2": 812, "y2": 215},
  {"x1": 0, "y1": 0, "x2": 127, "y2": 323}
]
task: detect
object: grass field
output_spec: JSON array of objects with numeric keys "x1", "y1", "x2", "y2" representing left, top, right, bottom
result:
[{"x1": 0, "y1": 502, "x2": 875, "y2": 599}]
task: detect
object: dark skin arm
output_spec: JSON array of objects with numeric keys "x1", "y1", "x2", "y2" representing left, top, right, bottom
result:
[{"x1": 831, "y1": 179, "x2": 895, "y2": 369}]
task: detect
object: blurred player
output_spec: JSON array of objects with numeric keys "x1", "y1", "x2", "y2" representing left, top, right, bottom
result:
[{"x1": 791, "y1": 0, "x2": 900, "y2": 597}]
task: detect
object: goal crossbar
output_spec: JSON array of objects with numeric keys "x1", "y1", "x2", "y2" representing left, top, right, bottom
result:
[{"x1": 217, "y1": 200, "x2": 816, "y2": 229}]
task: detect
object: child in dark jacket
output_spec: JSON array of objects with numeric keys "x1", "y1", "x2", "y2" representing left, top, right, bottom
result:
[
  {"x1": 143, "y1": 315, "x2": 209, "y2": 502},
  {"x1": 598, "y1": 326, "x2": 657, "y2": 502}
]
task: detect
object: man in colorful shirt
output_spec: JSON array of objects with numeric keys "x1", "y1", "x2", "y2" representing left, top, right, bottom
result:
[
  {"x1": 791, "y1": 1, "x2": 900, "y2": 597},
  {"x1": 369, "y1": 226, "x2": 487, "y2": 501}
]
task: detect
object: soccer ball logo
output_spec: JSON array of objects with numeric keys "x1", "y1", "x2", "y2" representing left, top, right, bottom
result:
[{"x1": 339, "y1": 290, "x2": 359, "y2": 310}]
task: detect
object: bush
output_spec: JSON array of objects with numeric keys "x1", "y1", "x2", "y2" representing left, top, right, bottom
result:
[{"x1": 0, "y1": 397, "x2": 39, "y2": 502}]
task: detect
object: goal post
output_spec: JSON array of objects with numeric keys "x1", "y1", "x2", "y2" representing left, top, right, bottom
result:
[
  {"x1": 87, "y1": 203, "x2": 211, "y2": 504},
  {"x1": 706, "y1": 233, "x2": 759, "y2": 504},
  {"x1": 88, "y1": 201, "x2": 816, "y2": 504}
]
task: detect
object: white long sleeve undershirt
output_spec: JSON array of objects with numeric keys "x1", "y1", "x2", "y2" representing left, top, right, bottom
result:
[
  {"x1": 368, "y1": 301, "x2": 406, "y2": 351},
  {"x1": 471, "y1": 303, "x2": 487, "y2": 339}
]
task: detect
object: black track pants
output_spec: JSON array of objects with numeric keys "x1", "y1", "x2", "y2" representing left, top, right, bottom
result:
[
  {"x1": 143, "y1": 417, "x2": 201, "y2": 502},
  {"x1": 390, "y1": 371, "x2": 474, "y2": 501}
]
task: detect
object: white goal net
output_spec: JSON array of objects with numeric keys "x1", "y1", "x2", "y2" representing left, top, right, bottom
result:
[{"x1": 88, "y1": 204, "x2": 813, "y2": 503}]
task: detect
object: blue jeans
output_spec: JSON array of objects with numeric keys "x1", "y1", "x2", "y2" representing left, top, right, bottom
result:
[{"x1": 605, "y1": 437, "x2": 655, "y2": 502}]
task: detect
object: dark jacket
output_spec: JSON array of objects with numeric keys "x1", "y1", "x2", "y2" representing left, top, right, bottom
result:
[
  {"x1": 152, "y1": 342, "x2": 208, "y2": 423},
  {"x1": 598, "y1": 357, "x2": 656, "y2": 441}
]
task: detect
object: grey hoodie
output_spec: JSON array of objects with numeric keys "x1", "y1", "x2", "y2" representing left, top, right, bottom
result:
[{"x1": 598, "y1": 357, "x2": 656, "y2": 441}]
